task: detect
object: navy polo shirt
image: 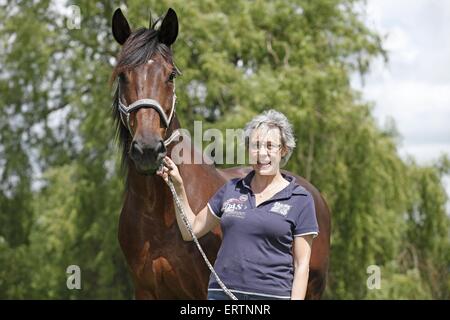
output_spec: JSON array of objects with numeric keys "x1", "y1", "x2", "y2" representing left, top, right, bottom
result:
[{"x1": 206, "y1": 170, "x2": 319, "y2": 298}]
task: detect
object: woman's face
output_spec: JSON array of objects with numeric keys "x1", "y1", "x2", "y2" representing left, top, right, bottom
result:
[{"x1": 249, "y1": 127, "x2": 287, "y2": 176}]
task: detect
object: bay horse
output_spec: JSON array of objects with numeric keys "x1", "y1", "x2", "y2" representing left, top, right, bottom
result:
[{"x1": 111, "y1": 8, "x2": 330, "y2": 299}]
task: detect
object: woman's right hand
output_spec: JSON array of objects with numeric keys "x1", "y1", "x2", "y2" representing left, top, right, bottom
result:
[{"x1": 157, "y1": 156, "x2": 183, "y2": 189}]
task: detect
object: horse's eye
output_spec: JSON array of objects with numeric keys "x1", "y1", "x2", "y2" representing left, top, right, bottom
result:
[
  {"x1": 168, "y1": 71, "x2": 177, "y2": 82},
  {"x1": 119, "y1": 73, "x2": 127, "y2": 83}
]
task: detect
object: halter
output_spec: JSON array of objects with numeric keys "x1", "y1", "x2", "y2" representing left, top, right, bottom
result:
[{"x1": 117, "y1": 83, "x2": 176, "y2": 134}]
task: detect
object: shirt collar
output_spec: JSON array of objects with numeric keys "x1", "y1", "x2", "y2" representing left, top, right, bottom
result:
[{"x1": 237, "y1": 170, "x2": 308, "y2": 199}]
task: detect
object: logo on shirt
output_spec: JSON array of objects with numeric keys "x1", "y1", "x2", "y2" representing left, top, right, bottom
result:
[
  {"x1": 239, "y1": 195, "x2": 248, "y2": 202},
  {"x1": 270, "y1": 202, "x2": 291, "y2": 216},
  {"x1": 222, "y1": 197, "x2": 248, "y2": 213}
]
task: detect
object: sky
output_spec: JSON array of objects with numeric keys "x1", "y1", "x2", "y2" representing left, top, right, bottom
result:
[{"x1": 352, "y1": 0, "x2": 450, "y2": 206}]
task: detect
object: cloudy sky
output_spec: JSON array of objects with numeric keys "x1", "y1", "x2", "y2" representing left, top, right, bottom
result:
[{"x1": 352, "y1": 0, "x2": 450, "y2": 202}]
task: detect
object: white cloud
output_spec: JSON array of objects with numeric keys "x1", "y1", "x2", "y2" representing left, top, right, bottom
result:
[
  {"x1": 364, "y1": 81, "x2": 450, "y2": 144},
  {"x1": 354, "y1": 0, "x2": 450, "y2": 203},
  {"x1": 399, "y1": 144, "x2": 450, "y2": 164},
  {"x1": 365, "y1": 0, "x2": 450, "y2": 84},
  {"x1": 355, "y1": 0, "x2": 450, "y2": 163}
]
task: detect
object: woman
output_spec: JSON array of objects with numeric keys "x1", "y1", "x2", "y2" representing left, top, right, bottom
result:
[{"x1": 157, "y1": 109, "x2": 319, "y2": 300}]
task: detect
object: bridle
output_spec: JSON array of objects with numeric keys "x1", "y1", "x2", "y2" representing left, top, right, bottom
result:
[
  {"x1": 117, "y1": 80, "x2": 181, "y2": 149},
  {"x1": 117, "y1": 83, "x2": 177, "y2": 135}
]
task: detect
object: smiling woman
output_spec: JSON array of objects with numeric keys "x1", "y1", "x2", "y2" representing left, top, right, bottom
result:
[{"x1": 159, "y1": 110, "x2": 321, "y2": 300}]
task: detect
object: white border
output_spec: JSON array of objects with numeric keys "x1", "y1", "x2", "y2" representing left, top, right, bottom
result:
[
  {"x1": 207, "y1": 203, "x2": 221, "y2": 219},
  {"x1": 294, "y1": 231, "x2": 319, "y2": 238}
]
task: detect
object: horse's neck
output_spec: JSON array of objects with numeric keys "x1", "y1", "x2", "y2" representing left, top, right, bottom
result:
[
  {"x1": 166, "y1": 117, "x2": 224, "y2": 187},
  {"x1": 126, "y1": 166, "x2": 164, "y2": 204}
]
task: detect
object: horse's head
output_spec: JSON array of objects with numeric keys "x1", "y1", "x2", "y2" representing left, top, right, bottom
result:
[{"x1": 111, "y1": 8, "x2": 180, "y2": 175}]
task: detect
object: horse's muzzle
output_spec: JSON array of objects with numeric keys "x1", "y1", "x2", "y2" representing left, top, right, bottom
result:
[{"x1": 130, "y1": 139, "x2": 166, "y2": 174}]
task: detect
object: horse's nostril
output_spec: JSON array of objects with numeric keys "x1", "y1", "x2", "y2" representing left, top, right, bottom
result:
[
  {"x1": 157, "y1": 140, "x2": 166, "y2": 154},
  {"x1": 130, "y1": 138, "x2": 167, "y2": 167},
  {"x1": 133, "y1": 141, "x2": 144, "y2": 155}
]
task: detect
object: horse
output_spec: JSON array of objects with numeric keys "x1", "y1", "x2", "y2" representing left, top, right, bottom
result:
[{"x1": 111, "y1": 8, "x2": 330, "y2": 299}]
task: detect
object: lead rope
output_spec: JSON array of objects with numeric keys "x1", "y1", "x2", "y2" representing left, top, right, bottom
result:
[{"x1": 163, "y1": 130, "x2": 238, "y2": 301}]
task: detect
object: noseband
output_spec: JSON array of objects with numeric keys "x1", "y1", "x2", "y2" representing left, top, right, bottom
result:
[{"x1": 117, "y1": 84, "x2": 176, "y2": 134}]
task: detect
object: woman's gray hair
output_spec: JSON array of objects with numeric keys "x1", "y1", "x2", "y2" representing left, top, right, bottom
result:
[{"x1": 243, "y1": 109, "x2": 296, "y2": 167}]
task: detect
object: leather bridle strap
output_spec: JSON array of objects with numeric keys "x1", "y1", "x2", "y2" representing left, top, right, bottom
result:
[{"x1": 117, "y1": 85, "x2": 176, "y2": 133}]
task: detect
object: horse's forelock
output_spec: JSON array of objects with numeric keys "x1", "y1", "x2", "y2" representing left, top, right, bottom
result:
[{"x1": 111, "y1": 27, "x2": 174, "y2": 82}]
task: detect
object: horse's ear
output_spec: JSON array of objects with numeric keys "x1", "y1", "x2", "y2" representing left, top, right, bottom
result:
[
  {"x1": 148, "y1": 9, "x2": 153, "y2": 29},
  {"x1": 158, "y1": 8, "x2": 178, "y2": 47},
  {"x1": 112, "y1": 8, "x2": 131, "y2": 45}
]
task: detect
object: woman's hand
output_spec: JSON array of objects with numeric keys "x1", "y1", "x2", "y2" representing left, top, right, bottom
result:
[{"x1": 157, "y1": 156, "x2": 183, "y2": 189}]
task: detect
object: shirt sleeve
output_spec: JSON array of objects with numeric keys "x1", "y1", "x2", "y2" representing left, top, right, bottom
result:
[
  {"x1": 293, "y1": 194, "x2": 319, "y2": 238},
  {"x1": 207, "y1": 183, "x2": 227, "y2": 219}
]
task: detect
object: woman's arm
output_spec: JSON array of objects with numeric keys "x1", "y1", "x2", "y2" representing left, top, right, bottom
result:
[
  {"x1": 291, "y1": 234, "x2": 314, "y2": 300},
  {"x1": 172, "y1": 181, "x2": 220, "y2": 241},
  {"x1": 157, "y1": 156, "x2": 220, "y2": 241}
]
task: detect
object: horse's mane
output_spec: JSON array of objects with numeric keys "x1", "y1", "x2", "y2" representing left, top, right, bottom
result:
[{"x1": 111, "y1": 25, "x2": 174, "y2": 174}]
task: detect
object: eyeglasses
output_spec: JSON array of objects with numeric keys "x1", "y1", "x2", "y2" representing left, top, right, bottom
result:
[{"x1": 249, "y1": 141, "x2": 282, "y2": 153}]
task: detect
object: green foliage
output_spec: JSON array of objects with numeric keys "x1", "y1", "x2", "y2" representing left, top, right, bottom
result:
[
  {"x1": 366, "y1": 263, "x2": 433, "y2": 300},
  {"x1": 0, "y1": 0, "x2": 448, "y2": 299}
]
